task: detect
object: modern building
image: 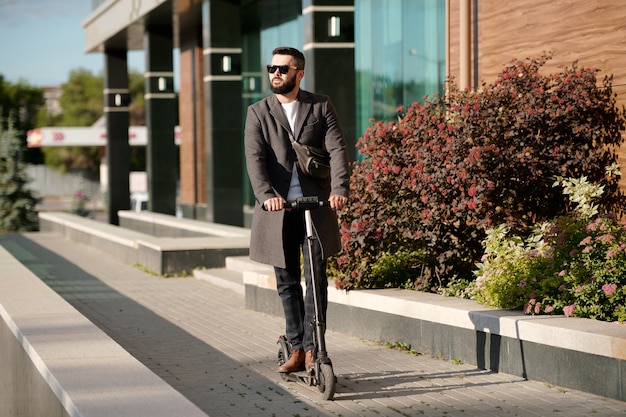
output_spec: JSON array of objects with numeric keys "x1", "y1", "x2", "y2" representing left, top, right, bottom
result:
[{"x1": 83, "y1": 0, "x2": 626, "y2": 225}]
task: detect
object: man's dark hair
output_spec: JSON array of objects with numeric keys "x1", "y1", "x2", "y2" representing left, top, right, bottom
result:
[{"x1": 272, "y1": 46, "x2": 305, "y2": 70}]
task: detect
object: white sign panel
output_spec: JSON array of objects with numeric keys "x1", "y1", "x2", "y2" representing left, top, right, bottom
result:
[{"x1": 27, "y1": 126, "x2": 181, "y2": 148}]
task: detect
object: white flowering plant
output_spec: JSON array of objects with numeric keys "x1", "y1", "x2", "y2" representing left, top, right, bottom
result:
[{"x1": 471, "y1": 171, "x2": 626, "y2": 322}]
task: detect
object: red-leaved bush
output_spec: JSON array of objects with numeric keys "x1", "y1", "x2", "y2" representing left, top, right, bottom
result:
[{"x1": 330, "y1": 53, "x2": 626, "y2": 291}]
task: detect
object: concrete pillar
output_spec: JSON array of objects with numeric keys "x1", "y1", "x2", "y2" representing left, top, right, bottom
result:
[
  {"x1": 302, "y1": 0, "x2": 356, "y2": 160},
  {"x1": 177, "y1": 0, "x2": 206, "y2": 220},
  {"x1": 103, "y1": 48, "x2": 130, "y2": 225},
  {"x1": 202, "y1": 0, "x2": 243, "y2": 226},
  {"x1": 145, "y1": 21, "x2": 177, "y2": 215}
]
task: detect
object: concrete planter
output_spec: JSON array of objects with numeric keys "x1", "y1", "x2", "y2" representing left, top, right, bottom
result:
[{"x1": 244, "y1": 268, "x2": 626, "y2": 402}]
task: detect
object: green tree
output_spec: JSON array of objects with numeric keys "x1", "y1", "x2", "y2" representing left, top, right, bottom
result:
[
  {"x1": 58, "y1": 68, "x2": 104, "y2": 127},
  {"x1": 38, "y1": 68, "x2": 146, "y2": 173},
  {"x1": 0, "y1": 114, "x2": 40, "y2": 232},
  {"x1": 0, "y1": 75, "x2": 45, "y2": 164}
]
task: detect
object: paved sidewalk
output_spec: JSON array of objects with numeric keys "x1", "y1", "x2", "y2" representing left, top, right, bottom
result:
[{"x1": 4, "y1": 231, "x2": 626, "y2": 417}]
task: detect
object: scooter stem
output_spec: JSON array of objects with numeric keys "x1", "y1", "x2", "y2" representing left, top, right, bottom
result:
[{"x1": 304, "y1": 209, "x2": 327, "y2": 355}]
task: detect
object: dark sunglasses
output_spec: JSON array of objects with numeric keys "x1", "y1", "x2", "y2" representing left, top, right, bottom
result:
[{"x1": 266, "y1": 64, "x2": 299, "y2": 75}]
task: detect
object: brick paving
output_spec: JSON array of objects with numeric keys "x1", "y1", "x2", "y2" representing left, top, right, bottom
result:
[{"x1": 4, "y1": 231, "x2": 626, "y2": 417}]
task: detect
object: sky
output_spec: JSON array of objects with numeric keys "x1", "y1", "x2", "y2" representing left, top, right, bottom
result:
[{"x1": 0, "y1": 0, "x2": 144, "y2": 87}]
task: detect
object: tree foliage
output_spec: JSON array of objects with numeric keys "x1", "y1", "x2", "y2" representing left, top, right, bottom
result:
[
  {"x1": 331, "y1": 53, "x2": 626, "y2": 291},
  {"x1": 0, "y1": 75, "x2": 44, "y2": 164},
  {"x1": 0, "y1": 115, "x2": 40, "y2": 232},
  {"x1": 38, "y1": 68, "x2": 146, "y2": 173}
]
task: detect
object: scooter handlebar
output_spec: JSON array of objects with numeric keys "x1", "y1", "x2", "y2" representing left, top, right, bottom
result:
[
  {"x1": 261, "y1": 196, "x2": 330, "y2": 211},
  {"x1": 285, "y1": 197, "x2": 330, "y2": 211}
]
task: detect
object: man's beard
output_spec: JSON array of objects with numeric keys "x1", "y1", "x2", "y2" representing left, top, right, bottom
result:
[{"x1": 270, "y1": 75, "x2": 297, "y2": 94}]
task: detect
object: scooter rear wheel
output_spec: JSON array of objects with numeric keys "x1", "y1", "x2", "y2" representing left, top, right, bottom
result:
[{"x1": 317, "y1": 363, "x2": 336, "y2": 400}]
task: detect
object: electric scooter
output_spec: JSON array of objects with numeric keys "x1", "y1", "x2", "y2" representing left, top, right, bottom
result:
[{"x1": 276, "y1": 196, "x2": 337, "y2": 401}]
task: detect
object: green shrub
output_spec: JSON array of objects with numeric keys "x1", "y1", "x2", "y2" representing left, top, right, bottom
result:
[
  {"x1": 437, "y1": 277, "x2": 476, "y2": 299},
  {"x1": 331, "y1": 52, "x2": 625, "y2": 291},
  {"x1": 473, "y1": 224, "x2": 560, "y2": 309},
  {"x1": 369, "y1": 249, "x2": 430, "y2": 290}
]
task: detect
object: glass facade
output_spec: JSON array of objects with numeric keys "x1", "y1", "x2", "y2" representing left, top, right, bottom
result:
[
  {"x1": 242, "y1": 1, "x2": 304, "y2": 109},
  {"x1": 355, "y1": 0, "x2": 446, "y2": 136},
  {"x1": 242, "y1": 11, "x2": 306, "y2": 136},
  {"x1": 241, "y1": 1, "x2": 304, "y2": 206},
  {"x1": 243, "y1": 0, "x2": 446, "y2": 141},
  {"x1": 240, "y1": 0, "x2": 446, "y2": 204}
]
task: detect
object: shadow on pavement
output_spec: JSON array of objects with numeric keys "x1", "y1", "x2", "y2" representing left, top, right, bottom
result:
[{"x1": 0, "y1": 233, "x2": 324, "y2": 416}]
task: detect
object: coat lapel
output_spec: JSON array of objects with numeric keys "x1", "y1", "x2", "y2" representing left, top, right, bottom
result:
[
  {"x1": 268, "y1": 95, "x2": 291, "y2": 136},
  {"x1": 294, "y1": 90, "x2": 312, "y2": 141},
  {"x1": 267, "y1": 90, "x2": 312, "y2": 142}
]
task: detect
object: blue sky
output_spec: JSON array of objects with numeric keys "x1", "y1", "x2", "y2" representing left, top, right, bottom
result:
[{"x1": 0, "y1": 0, "x2": 144, "y2": 87}]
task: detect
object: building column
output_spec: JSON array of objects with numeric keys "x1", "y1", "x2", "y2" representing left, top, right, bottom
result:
[
  {"x1": 302, "y1": 0, "x2": 356, "y2": 160},
  {"x1": 459, "y1": 0, "x2": 472, "y2": 90},
  {"x1": 202, "y1": 0, "x2": 243, "y2": 226},
  {"x1": 145, "y1": 21, "x2": 177, "y2": 215},
  {"x1": 104, "y1": 48, "x2": 130, "y2": 225},
  {"x1": 177, "y1": 0, "x2": 206, "y2": 220}
]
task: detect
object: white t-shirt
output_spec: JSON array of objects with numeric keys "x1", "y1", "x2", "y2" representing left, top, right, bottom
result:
[{"x1": 282, "y1": 101, "x2": 303, "y2": 201}]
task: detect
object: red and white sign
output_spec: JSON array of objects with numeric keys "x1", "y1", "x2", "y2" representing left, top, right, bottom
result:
[{"x1": 27, "y1": 126, "x2": 181, "y2": 148}]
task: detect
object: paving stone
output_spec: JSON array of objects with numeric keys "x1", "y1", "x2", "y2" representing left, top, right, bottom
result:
[{"x1": 3, "y1": 231, "x2": 626, "y2": 417}]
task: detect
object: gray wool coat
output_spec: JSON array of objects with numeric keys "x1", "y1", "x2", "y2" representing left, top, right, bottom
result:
[{"x1": 244, "y1": 89, "x2": 350, "y2": 269}]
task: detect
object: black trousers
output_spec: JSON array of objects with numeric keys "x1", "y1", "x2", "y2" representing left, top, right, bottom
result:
[{"x1": 274, "y1": 210, "x2": 328, "y2": 352}]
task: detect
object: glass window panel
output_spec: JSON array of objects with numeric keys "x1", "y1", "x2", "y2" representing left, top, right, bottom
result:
[
  {"x1": 356, "y1": 0, "x2": 446, "y2": 141},
  {"x1": 260, "y1": 17, "x2": 304, "y2": 97},
  {"x1": 241, "y1": 1, "x2": 303, "y2": 206}
]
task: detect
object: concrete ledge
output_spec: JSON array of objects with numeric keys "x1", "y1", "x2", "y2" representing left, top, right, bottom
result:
[
  {"x1": 39, "y1": 212, "x2": 143, "y2": 248},
  {"x1": 38, "y1": 212, "x2": 249, "y2": 275},
  {"x1": 119, "y1": 211, "x2": 251, "y2": 239},
  {"x1": 0, "y1": 245, "x2": 207, "y2": 417},
  {"x1": 243, "y1": 262, "x2": 626, "y2": 402}
]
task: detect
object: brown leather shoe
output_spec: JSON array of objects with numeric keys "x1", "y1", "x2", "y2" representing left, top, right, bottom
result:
[
  {"x1": 305, "y1": 349, "x2": 315, "y2": 372},
  {"x1": 278, "y1": 349, "x2": 305, "y2": 373}
]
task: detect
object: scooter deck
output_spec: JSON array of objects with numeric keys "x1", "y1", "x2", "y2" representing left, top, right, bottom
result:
[{"x1": 279, "y1": 369, "x2": 316, "y2": 386}]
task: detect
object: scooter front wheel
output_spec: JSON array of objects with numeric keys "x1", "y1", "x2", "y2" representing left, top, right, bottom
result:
[
  {"x1": 317, "y1": 363, "x2": 336, "y2": 400},
  {"x1": 277, "y1": 336, "x2": 291, "y2": 381}
]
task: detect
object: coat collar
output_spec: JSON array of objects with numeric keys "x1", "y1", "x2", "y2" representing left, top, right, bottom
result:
[{"x1": 268, "y1": 90, "x2": 312, "y2": 141}]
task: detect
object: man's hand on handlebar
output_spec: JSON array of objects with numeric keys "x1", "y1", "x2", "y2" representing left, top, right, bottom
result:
[
  {"x1": 263, "y1": 197, "x2": 285, "y2": 211},
  {"x1": 329, "y1": 195, "x2": 347, "y2": 211}
]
